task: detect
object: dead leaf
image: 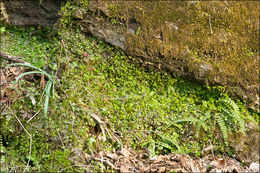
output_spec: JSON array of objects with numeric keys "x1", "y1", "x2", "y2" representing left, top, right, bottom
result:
[
  {"x1": 0, "y1": 70, "x2": 7, "y2": 84},
  {"x1": 159, "y1": 167, "x2": 166, "y2": 173},
  {"x1": 120, "y1": 147, "x2": 131, "y2": 157},
  {"x1": 40, "y1": 74, "x2": 45, "y2": 90},
  {"x1": 120, "y1": 165, "x2": 129, "y2": 173},
  {"x1": 105, "y1": 152, "x2": 117, "y2": 159},
  {"x1": 9, "y1": 67, "x2": 20, "y2": 76}
]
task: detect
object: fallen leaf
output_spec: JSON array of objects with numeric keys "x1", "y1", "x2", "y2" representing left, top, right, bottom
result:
[
  {"x1": 120, "y1": 165, "x2": 129, "y2": 173},
  {"x1": 120, "y1": 148, "x2": 131, "y2": 158}
]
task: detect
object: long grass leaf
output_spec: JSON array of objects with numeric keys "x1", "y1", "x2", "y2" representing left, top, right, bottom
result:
[
  {"x1": 40, "y1": 80, "x2": 51, "y2": 103},
  {"x1": 44, "y1": 80, "x2": 52, "y2": 117},
  {"x1": 15, "y1": 71, "x2": 46, "y2": 83},
  {"x1": 172, "y1": 117, "x2": 197, "y2": 123},
  {"x1": 7, "y1": 63, "x2": 53, "y2": 79}
]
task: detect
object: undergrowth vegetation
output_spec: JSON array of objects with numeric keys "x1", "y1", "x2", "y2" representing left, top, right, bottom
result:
[{"x1": 0, "y1": 23, "x2": 258, "y2": 172}]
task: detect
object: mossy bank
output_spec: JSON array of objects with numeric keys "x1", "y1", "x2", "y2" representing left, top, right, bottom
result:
[
  {"x1": 62, "y1": 1, "x2": 259, "y2": 112},
  {"x1": 0, "y1": 0, "x2": 259, "y2": 172}
]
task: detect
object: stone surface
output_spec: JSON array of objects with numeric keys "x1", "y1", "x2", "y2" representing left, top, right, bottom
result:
[
  {"x1": 1, "y1": 1, "x2": 61, "y2": 26},
  {"x1": 229, "y1": 123, "x2": 260, "y2": 165},
  {"x1": 249, "y1": 162, "x2": 259, "y2": 172}
]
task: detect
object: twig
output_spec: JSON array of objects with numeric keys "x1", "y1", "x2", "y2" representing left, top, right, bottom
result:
[
  {"x1": 209, "y1": 15, "x2": 213, "y2": 34},
  {"x1": 101, "y1": 153, "x2": 104, "y2": 173},
  {"x1": 114, "y1": 129, "x2": 156, "y2": 134},
  {"x1": 4, "y1": 104, "x2": 32, "y2": 169},
  {"x1": 55, "y1": 39, "x2": 63, "y2": 78},
  {"x1": 93, "y1": 157, "x2": 119, "y2": 170},
  {"x1": 27, "y1": 108, "x2": 42, "y2": 123},
  {"x1": 57, "y1": 129, "x2": 65, "y2": 149},
  {"x1": 58, "y1": 164, "x2": 89, "y2": 172},
  {"x1": 0, "y1": 51, "x2": 30, "y2": 64},
  {"x1": 81, "y1": 84, "x2": 96, "y2": 99},
  {"x1": 60, "y1": 39, "x2": 70, "y2": 61}
]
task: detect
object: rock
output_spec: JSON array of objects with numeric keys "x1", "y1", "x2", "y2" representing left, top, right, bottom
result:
[
  {"x1": 1, "y1": 1, "x2": 61, "y2": 26},
  {"x1": 229, "y1": 123, "x2": 260, "y2": 165},
  {"x1": 249, "y1": 162, "x2": 259, "y2": 172},
  {"x1": 75, "y1": 1, "x2": 259, "y2": 112}
]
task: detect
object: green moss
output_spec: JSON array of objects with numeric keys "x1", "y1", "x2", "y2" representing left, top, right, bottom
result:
[
  {"x1": 90, "y1": 1, "x2": 259, "y2": 99},
  {"x1": 1, "y1": 14, "x2": 258, "y2": 172}
]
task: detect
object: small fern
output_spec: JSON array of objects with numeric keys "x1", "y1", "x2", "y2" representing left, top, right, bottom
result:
[
  {"x1": 196, "y1": 110, "x2": 212, "y2": 138},
  {"x1": 216, "y1": 115, "x2": 228, "y2": 145},
  {"x1": 214, "y1": 98, "x2": 246, "y2": 145},
  {"x1": 219, "y1": 98, "x2": 245, "y2": 135},
  {"x1": 166, "y1": 117, "x2": 198, "y2": 129},
  {"x1": 157, "y1": 134, "x2": 182, "y2": 153}
]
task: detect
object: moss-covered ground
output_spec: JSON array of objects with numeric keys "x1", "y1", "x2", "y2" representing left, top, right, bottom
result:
[{"x1": 0, "y1": 24, "x2": 258, "y2": 172}]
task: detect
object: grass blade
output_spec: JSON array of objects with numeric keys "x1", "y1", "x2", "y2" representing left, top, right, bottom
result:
[
  {"x1": 7, "y1": 63, "x2": 53, "y2": 79},
  {"x1": 44, "y1": 80, "x2": 52, "y2": 117},
  {"x1": 15, "y1": 71, "x2": 46, "y2": 83}
]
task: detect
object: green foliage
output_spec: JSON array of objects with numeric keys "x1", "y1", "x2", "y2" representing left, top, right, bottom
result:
[
  {"x1": 7, "y1": 63, "x2": 56, "y2": 117},
  {"x1": 214, "y1": 98, "x2": 246, "y2": 145},
  {"x1": 0, "y1": 23, "x2": 257, "y2": 172},
  {"x1": 216, "y1": 115, "x2": 228, "y2": 145},
  {"x1": 94, "y1": 1, "x2": 259, "y2": 103},
  {"x1": 0, "y1": 26, "x2": 5, "y2": 34},
  {"x1": 219, "y1": 98, "x2": 245, "y2": 135},
  {"x1": 157, "y1": 134, "x2": 182, "y2": 153}
]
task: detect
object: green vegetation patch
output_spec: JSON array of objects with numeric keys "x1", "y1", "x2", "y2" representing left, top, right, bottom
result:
[{"x1": 0, "y1": 23, "x2": 258, "y2": 172}]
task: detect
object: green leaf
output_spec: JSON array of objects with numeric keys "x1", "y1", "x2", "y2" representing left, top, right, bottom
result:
[
  {"x1": 7, "y1": 63, "x2": 53, "y2": 80},
  {"x1": 44, "y1": 80, "x2": 53, "y2": 117},
  {"x1": 0, "y1": 27, "x2": 5, "y2": 34},
  {"x1": 149, "y1": 140, "x2": 156, "y2": 159},
  {"x1": 15, "y1": 71, "x2": 45, "y2": 83}
]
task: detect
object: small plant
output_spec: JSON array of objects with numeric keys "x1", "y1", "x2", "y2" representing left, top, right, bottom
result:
[
  {"x1": 216, "y1": 98, "x2": 246, "y2": 145},
  {"x1": 191, "y1": 98, "x2": 246, "y2": 145},
  {"x1": 148, "y1": 117, "x2": 197, "y2": 157},
  {"x1": 136, "y1": 26, "x2": 141, "y2": 36},
  {"x1": 6, "y1": 63, "x2": 56, "y2": 117}
]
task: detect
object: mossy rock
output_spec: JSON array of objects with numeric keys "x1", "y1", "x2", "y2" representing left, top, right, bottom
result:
[
  {"x1": 229, "y1": 122, "x2": 260, "y2": 164},
  {"x1": 65, "y1": 1, "x2": 259, "y2": 112}
]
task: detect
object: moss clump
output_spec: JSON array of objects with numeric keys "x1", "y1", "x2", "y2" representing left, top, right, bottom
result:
[{"x1": 78, "y1": 1, "x2": 259, "y2": 111}]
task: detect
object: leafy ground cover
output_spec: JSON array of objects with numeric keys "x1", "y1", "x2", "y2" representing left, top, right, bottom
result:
[{"x1": 0, "y1": 23, "x2": 258, "y2": 172}]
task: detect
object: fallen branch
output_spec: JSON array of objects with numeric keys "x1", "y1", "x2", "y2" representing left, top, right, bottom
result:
[{"x1": 0, "y1": 51, "x2": 30, "y2": 64}]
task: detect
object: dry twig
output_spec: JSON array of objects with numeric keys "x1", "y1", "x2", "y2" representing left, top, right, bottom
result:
[
  {"x1": 0, "y1": 51, "x2": 30, "y2": 64},
  {"x1": 93, "y1": 157, "x2": 119, "y2": 170}
]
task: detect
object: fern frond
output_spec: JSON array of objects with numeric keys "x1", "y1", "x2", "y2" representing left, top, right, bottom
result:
[
  {"x1": 149, "y1": 140, "x2": 156, "y2": 159},
  {"x1": 158, "y1": 135, "x2": 182, "y2": 152},
  {"x1": 196, "y1": 110, "x2": 211, "y2": 138},
  {"x1": 220, "y1": 98, "x2": 245, "y2": 135},
  {"x1": 216, "y1": 115, "x2": 228, "y2": 145},
  {"x1": 156, "y1": 141, "x2": 174, "y2": 150}
]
